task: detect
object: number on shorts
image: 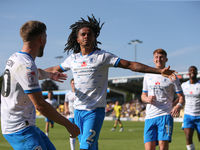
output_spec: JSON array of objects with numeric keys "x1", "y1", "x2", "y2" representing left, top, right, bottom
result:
[
  {"x1": 87, "y1": 129, "x2": 96, "y2": 142},
  {"x1": 165, "y1": 125, "x2": 172, "y2": 134}
]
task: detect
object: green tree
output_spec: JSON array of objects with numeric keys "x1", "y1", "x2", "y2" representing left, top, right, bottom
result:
[{"x1": 41, "y1": 79, "x2": 58, "y2": 91}]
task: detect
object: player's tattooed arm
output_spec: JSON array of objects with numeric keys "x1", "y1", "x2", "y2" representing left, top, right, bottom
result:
[
  {"x1": 117, "y1": 59, "x2": 177, "y2": 81},
  {"x1": 117, "y1": 59, "x2": 161, "y2": 73},
  {"x1": 38, "y1": 68, "x2": 52, "y2": 79}
]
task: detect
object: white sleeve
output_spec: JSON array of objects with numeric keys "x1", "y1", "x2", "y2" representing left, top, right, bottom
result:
[
  {"x1": 101, "y1": 51, "x2": 120, "y2": 67},
  {"x1": 14, "y1": 63, "x2": 41, "y2": 94},
  {"x1": 142, "y1": 74, "x2": 148, "y2": 93},
  {"x1": 65, "y1": 93, "x2": 69, "y2": 102},
  {"x1": 173, "y1": 77, "x2": 183, "y2": 93},
  {"x1": 60, "y1": 54, "x2": 73, "y2": 71}
]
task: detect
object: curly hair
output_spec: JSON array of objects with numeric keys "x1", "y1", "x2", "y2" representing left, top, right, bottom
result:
[
  {"x1": 64, "y1": 14, "x2": 104, "y2": 54},
  {"x1": 189, "y1": 66, "x2": 198, "y2": 72}
]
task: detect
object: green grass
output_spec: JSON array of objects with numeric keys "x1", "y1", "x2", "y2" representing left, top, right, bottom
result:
[{"x1": 1, "y1": 118, "x2": 200, "y2": 149}]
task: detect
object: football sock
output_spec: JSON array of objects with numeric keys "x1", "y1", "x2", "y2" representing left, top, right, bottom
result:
[
  {"x1": 70, "y1": 137, "x2": 76, "y2": 150},
  {"x1": 186, "y1": 143, "x2": 195, "y2": 150}
]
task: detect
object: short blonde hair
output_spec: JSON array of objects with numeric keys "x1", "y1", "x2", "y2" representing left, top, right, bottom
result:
[
  {"x1": 153, "y1": 49, "x2": 167, "y2": 57},
  {"x1": 20, "y1": 20, "x2": 46, "y2": 42}
]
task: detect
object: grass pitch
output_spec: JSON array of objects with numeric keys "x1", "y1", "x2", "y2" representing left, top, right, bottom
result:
[{"x1": 1, "y1": 118, "x2": 200, "y2": 149}]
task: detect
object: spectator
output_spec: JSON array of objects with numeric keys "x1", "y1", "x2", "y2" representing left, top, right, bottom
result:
[{"x1": 45, "y1": 91, "x2": 59, "y2": 137}]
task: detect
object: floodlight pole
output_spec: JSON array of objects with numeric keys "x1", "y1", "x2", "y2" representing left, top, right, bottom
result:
[
  {"x1": 128, "y1": 39, "x2": 143, "y2": 75},
  {"x1": 55, "y1": 56, "x2": 63, "y2": 64},
  {"x1": 55, "y1": 56, "x2": 63, "y2": 91}
]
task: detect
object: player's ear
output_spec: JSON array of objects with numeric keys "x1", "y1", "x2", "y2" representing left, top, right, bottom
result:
[
  {"x1": 38, "y1": 35, "x2": 43, "y2": 45},
  {"x1": 165, "y1": 58, "x2": 168, "y2": 62},
  {"x1": 77, "y1": 38, "x2": 80, "y2": 44}
]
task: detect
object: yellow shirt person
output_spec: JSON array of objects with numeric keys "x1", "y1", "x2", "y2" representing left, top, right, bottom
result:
[
  {"x1": 111, "y1": 101, "x2": 124, "y2": 132},
  {"x1": 114, "y1": 105, "x2": 122, "y2": 118}
]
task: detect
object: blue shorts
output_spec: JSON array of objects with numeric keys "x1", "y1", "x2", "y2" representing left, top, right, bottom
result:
[
  {"x1": 74, "y1": 107, "x2": 105, "y2": 150},
  {"x1": 144, "y1": 115, "x2": 173, "y2": 144},
  {"x1": 45, "y1": 117, "x2": 54, "y2": 124},
  {"x1": 3, "y1": 126, "x2": 56, "y2": 150},
  {"x1": 69, "y1": 118, "x2": 75, "y2": 124},
  {"x1": 182, "y1": 114, "x2": 200, "y2": 134}
]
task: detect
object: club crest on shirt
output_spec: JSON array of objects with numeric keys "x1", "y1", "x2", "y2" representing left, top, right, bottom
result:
[
  {"x1": 26, "y1": 66, "x2": 34, "y2": 70},
  {"x1": 27, "y1": 71, "x2": 36, "y2": 83},
  {"x1": 90, "y1": 57, "x2": 97, "y2": 63}
]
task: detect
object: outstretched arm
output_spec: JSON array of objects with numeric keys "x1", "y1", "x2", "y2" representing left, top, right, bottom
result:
[
  {"x1": 117, "y1": 59, "x2": 177, "y2": 81},
  {"x1": 44, "y1": 65, "x2": 64, "y2": 73},
  {"x1": 38, "y1": 68, "x2": 67, "y2": 82}
]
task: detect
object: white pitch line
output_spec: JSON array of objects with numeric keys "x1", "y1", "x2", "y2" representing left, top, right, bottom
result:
[{"x1": 0, "y1": 143, "x2": 12, "y2": 147}]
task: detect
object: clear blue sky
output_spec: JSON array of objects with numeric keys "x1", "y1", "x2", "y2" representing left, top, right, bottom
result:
[{"x1": 0, "y1": 1, "x2": 200, "y2": 90}]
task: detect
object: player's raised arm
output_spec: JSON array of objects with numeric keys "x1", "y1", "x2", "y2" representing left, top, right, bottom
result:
[
  {"x1": 117, "y1": 59, "x2": 177, "y2": 81},
  {"x1": 38, "y1": 68, "x2": 67, "y2": 82},
  {"x1": 44, "y1": 65, "x2": 64, "y2": 73}
]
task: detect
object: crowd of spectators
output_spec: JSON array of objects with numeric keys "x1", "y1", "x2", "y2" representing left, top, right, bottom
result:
[
  {"x1": 106, "y1": 99, "x2": 146, "y2": 118},
  {"x1": 106, "y1": 99, "x2": 185, "y2": 118},
  {"x1": 35, "y1": 98, "x2": 184, "y2": 118}
]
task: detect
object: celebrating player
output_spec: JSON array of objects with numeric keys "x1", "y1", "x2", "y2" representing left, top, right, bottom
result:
[
  {"x1": 1, "y1": 20, "x2": 80, "y2": 150},
  {"x1": 141, "y1": 49, "x2": 185, "y2": 150},
  {"x1": 45, "y1": 15, "x2": 177, "y2": 150},
  {"x1": 65, "y1": 78, "x2": 77, "y2": 150},
  {"x1": 44, "y1": 90, "x2": 59, "y2": 137},
  {"x1": 175, "y1": 66, "x2": 200, "y2": 150}
]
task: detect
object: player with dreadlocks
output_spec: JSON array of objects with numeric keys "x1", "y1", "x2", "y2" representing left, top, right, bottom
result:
[
  {"x1": 45, "y1": 14, "x2": 177, "y2": 150},
  {"x1": 64, "y1": 14, "x2": 103, "y2": 54}
]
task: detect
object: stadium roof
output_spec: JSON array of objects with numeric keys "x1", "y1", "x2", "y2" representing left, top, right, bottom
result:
[{"x1": 108, "y1": 71, "x2": 200, "y2": 99}]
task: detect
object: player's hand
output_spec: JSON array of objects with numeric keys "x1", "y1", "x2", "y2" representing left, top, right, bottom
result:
[
  {"x1": 66, "y1": 122, "x2": 80, "y2": 138},
  {"x1": 161, "y1": 66, "x2": 178, "y2": 82},
  {"x1": 65, "y1": 110, "x2": 70, "y2": 115},
  {"x1": 145, "y1": 96, "x2": 156, "y2": 104},
  {"x1": 50, "y1": 72, "x2": 67, "y2": 82},
  {"x1": 170, "y1": 105, "x2": 181, "y2": 118}
]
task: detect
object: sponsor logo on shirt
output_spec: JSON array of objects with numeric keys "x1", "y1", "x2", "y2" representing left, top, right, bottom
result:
[
  {"x1": 81, "y1": 62, "x2": 87, "y2": 67},
  {"x1": 155, "y1": 81, "x2": 160, "y2": 85},
  {"x1": 6, "y1": 59, "x2": 15, "y2": 67},
  {"x1": 27, "y1": 71, "x2": 36, "y2": 83}
]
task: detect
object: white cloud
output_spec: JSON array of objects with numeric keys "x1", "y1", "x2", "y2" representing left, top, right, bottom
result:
[
  {"x1": 0, "y1": 14, "x2": 15, "y2": 19},
  {"x1": 168, "y1": 45, "x2": 200, "y2": 58}
]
